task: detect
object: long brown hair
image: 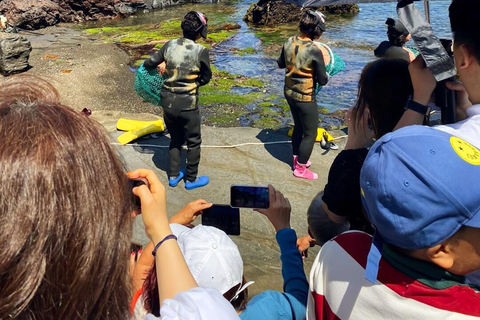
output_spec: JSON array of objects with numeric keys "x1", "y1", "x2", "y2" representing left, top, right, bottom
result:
[
  {"x1": 0, "y1": 89, "x2": 134, "y2": 318},
  {"x1": 352, "y1": 59, "x2": 413, "y2": 139}
]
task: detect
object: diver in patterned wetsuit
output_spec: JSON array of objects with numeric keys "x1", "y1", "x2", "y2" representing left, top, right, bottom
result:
[
  {"x1": 278, "y1": 10, "x2": 328, "y2": 180},
  {"x1": 144, "y1": 11, "x2": 212, "y2": 190}
]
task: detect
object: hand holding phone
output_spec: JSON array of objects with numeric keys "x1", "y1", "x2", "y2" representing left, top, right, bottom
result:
[
  {"x1": 127, "y1": 169, "x2": 168, "y2": 243},
  {"x1": 130, "y1": 177, "x2": 149, "y2": 210},
  {"x1": 255, "y1": 185, "x2": 291, "y2": 232},
  {"x1": 230, "y1": 185, "x2": 270, "y2": 209},
  {"x1": 170, "y1": 199, "x2": 213, "y2": 225}
]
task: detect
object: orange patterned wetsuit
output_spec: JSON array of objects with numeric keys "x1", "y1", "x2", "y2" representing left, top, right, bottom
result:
[{"x1": 277, "y1": 36, "x2": 328, "y2": 102}]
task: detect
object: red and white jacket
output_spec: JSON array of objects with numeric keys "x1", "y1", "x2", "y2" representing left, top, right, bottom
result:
[{"x1": 307, "y1": 231, "x2": 480, "y2": 320}]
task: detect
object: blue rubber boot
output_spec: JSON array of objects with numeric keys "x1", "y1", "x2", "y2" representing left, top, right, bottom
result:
[
  {"x1": 185, "y1": 176, "x2": 210, "y2": 190},
  {"x1": 169, "y1": 170, "x2": 185, "y2": 187}
]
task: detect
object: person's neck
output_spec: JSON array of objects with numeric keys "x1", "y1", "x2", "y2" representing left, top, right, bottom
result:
[{"x1": 298, "y1": 34, "x2": 312, "y2": 41}]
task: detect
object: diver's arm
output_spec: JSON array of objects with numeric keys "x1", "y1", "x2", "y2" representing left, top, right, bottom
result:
[
  {"x1": 198, "y1": 48, "x2": 212, "y2": 86},
  {"x1": 144, "y1": 43, "x2": 168, "y2": 70},
  {"x1": 277, "y1": 46, "x2": 286, "y2": 69},
  {"x1": 312, "y1": 51, "x2": 328, "y2": 86}
]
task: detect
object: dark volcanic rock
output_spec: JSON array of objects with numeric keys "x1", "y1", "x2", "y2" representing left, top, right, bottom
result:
[
  {"x1": 0, "y1": 0, "x2": 185, "y2": 30},
  {"x1": 0, "y1": 34, "x2": 32, "y2": 75},
  {"x1": 244, "y1": 0, "x2": 359, "y2": 25}
]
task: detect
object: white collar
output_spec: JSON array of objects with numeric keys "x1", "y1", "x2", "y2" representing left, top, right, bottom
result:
[{"x1": 466, "y1": 104, "x2": 480, "y2": 117}]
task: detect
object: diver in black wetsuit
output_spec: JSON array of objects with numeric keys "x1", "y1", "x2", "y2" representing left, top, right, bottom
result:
[
  {"x1": 144, "y1": 11, "x2": 212, "y2": 190},
  {"x1": 374, "y1": 18, "x2": 416, "y2": 62},
  {"x1": 278, "y1": 10, "x2": 328, "y2": 180}
]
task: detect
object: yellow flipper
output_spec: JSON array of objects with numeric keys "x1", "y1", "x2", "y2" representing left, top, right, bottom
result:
[
  {"x1": 116, "y1": 118, "x2": 164, "y2": 132},
  {"x1": 287, "y1": 127, "x2": 334, "y2": 142},
  {"x1": 117, "y1": 121, "x2": 165, "y2": 145}
]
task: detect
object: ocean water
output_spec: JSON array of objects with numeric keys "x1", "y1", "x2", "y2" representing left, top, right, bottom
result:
[
  {"x1": 213, "y1": 0, "x2": 452, "y2": 112},
  {"x1": 86, "y1": 0, "x2": 452, "y2": 114}
]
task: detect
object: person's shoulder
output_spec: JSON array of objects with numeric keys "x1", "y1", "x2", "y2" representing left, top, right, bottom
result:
[
  {"x1": 241, "y1": 290, "x2": 304, "y2": 319},
  {"x1": 329, "y1": 230, "x2": 372, "y2": 246},
  {"x1": 334, "y1": 148, "x2": 369, "y2": 163},
  {"x1": 374, "y1": 41, "x2": 392, "y2": 57}
]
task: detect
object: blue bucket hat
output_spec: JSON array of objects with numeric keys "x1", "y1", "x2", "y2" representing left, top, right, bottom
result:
[{"x1": 360, "y1": 125, "x2": 480, "y2": 283}]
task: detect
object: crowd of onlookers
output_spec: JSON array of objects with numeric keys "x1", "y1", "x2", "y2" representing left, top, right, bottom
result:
[{"x1": 1, "y1": 0, "x2": 480, "y2": 319}]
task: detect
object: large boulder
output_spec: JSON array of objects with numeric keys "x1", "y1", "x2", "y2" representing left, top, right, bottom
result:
[
  {"x1": 244, "y1": 0, "x2": 359, "y2": 25},
  {"x1": 0, "y1": 34, "x2": 32, "y2": 75}
]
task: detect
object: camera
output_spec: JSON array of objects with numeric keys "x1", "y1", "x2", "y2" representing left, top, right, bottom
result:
[{"x1": 434, "y1": 38, "x2": 457, "y2": 124}]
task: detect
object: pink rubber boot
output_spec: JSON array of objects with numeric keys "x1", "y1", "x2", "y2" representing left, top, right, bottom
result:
[
  {"x1": 293, "y1": 162, "x2": 318, "y2": 180},
  {"x1": 293, "y1": 155, "x2": 311, "y2": 168}
]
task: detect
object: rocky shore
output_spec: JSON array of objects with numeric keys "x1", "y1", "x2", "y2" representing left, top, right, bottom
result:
[
  {"x1": 0, "y1": 0, "x2": 185, "y2": 30},
  {"x1": 8, "y1": 26, "x2": 347, "y2": 296}
]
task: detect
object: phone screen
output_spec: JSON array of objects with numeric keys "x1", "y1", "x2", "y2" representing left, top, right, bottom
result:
[
  {"x1": 230, "y1": 185, "x2": 270, "y2": 209},
  {"x1": 202, "y1": 205, "x2": 240, "y2": 236}
]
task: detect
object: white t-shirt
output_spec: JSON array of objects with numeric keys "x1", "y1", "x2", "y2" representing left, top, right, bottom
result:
[
  {"x1": 434, "y1": 104, "x2": 480, "y2": 148},
  {"x1": 144, "y1": 287, "x2": 239, "y2": 320}
]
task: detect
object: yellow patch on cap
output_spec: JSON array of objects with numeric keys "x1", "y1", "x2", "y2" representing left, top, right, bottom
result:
[
  {"x1": 450, "y1": 136, "x2": 480, "y2": 165},
  {"x1": 361, "y1": 187, "x2": 365, "y2": 197}
]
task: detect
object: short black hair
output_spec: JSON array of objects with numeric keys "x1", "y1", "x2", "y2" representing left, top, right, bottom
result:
[
  {"x1": 181, "y1": 12, "x2": 202, "y2": 40},
  {"x1": 450, "y1": 0, "x2": 480, "y2": 62},
  {"x1": 299, "y1": 11, "x2": 323, "y2": 40}
]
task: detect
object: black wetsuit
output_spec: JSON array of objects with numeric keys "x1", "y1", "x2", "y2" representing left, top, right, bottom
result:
[
  {"x1": 277, "y1": 36, "x2": 328, "y2": 165},
  {"x1": 144, "y1": 38, "x2": 212, "y2": 181},
  {"x1": 374, "y1": 41, "x2": 411, "y2": 61}
]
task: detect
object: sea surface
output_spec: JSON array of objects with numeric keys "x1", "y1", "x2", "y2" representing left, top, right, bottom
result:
[{"x1": 86, "y1": 0, "x2": 452, "y2": 114}]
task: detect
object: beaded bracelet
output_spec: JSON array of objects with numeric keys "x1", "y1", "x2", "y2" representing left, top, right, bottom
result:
[{"x1": 152, "y1": 234, "x2": 177, "y2": 257}]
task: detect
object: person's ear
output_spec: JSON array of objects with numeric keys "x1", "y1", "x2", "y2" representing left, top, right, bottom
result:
[
  {"x1": 455, "y1": 44, "x2": 474, "y2": 70},
  {"x1": 425, "y1": 243, "x2": 455, "y2": 269}
]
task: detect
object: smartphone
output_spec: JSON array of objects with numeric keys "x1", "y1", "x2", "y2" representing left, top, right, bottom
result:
[
  {"x1": 129, "y1": 178, "x2": 149, "y2": 210},
  {"x1": 202, "y1": 204, "x2": 240, "y2": 236},
  {"x1": 230, "y1": 185, "x2": 270, "y2": 209}
]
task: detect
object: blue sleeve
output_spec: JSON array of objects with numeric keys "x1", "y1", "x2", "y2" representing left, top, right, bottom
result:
[{"x1": 276, "y1": 228, "x2": 309, "y2": 306}]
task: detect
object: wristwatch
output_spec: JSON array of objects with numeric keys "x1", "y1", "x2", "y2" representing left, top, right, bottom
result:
[{"x1": 404, "y1": 98, "x2": 431, "y2": 115}]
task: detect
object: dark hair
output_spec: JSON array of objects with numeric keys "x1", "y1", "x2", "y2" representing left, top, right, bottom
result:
[
  {"x1": 299, "y1": 11, "x2": 323, "y2": 40},
  {"x1": 450, "y1": 0, "x2": 480, "y2": 62},
  {"x1": 143, "y1": 263, "x2": 248, "y2": 316},
  {"x1": 386, "y1": 18, "x2": 409, "y2": 47},
  {"x1": 352, "y1": 59, "x2": 413, "y2": 139},
  {"x1": 181, "y1": 11, "x2": 203, "y2": 40},
  {"x1": 0, "y1": 85, "x2": 135, "y2": 318},
  {"x1": 387, "y1": 27, "x2": 409, "y2": 46}
]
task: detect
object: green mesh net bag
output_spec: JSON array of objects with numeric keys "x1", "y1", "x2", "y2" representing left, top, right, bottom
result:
[
  {"x1": 314, "y1": 42, "x2": 346, "y2": 94},
  {"x1": 134, "y1": 64, "x2": 166, "y2": 106}
]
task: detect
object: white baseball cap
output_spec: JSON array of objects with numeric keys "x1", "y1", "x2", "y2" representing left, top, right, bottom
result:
[{"x1": 171, "y1": 224, "x2": 252, "y2": 296}]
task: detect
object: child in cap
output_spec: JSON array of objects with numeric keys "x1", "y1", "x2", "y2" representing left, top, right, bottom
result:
[
  {"x1": 144, "y1": 11, "x2": 212, "y2": 190},
  {"x1": 374, "y1": 18, "x2": 417, "y2": 62},
  {"x1": 133, "y1": 185, "x2": 309, "y2": 320},
  {"x1": 278, "y1": 10, "x2": 329, "y2": 180},
  {"x1": 133, "y1": 225, "x2": 251, "y2": 319},
  {"x1": 307, "y1": 125, "x2": 480, "y2": 320}
]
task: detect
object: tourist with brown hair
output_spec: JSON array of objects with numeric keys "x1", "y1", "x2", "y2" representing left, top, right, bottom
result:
[{"x1": 0, "y1": 77, "x2": 239, "y2": 319}]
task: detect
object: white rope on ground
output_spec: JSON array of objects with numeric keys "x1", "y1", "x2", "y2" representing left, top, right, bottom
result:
[{"x1": 111, "y1": 135, "x2": 348, "y2": 149}]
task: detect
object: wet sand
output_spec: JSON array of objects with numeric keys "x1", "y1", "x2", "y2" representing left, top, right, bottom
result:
[{"x1": 15, "y1": 26, "x2": 346, "y2": 296}]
